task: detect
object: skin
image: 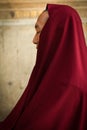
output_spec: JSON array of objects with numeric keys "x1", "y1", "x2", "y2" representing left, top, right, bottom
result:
[{"x1": 33, "y1": 11, "x2": 49, "y2": 49}]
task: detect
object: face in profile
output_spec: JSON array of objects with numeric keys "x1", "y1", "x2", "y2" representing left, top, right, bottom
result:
[{"x1": 33, "y1": 11, "x2": 49, "y2": 49}]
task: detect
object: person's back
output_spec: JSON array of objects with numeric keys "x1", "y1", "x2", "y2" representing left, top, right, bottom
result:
[{"x1": 0, "y1": 4, "x2": 87, "y2": 130}]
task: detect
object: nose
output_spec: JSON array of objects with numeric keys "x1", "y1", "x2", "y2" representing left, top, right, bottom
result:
[{"x1": 33, "y1": 33, "x2": 39, "y2": 44}]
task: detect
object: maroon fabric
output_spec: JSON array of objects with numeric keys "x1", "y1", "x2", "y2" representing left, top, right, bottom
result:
[{"x1": 0, "y1": 4, "x2": 87, "y2": 130}]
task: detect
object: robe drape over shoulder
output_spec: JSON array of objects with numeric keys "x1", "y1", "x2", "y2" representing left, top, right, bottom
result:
[{"x1": 0, "y1": 4, "x2": 87, "y2": 130}]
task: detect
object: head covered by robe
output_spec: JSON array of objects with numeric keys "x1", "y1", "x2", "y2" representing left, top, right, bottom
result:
[{"x1": 0, "y1": 4, "x2": 87, "y2": 130}]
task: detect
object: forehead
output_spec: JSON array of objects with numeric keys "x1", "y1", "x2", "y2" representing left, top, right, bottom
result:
[{"x1": 35, "y1": 11, "x2": 49, "y2": 30}]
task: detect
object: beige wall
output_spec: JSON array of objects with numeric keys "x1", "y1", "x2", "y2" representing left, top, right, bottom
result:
[
  {"x1": 0, "y1": 19, "x2": 37, "y2": 120},
  {"x1": 0, "y1": 0, "x2": 87, "y2": 121}
]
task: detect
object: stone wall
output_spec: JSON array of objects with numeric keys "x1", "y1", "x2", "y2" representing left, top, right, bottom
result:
[
  {"x1": 0, "y1": 0, "x2": 87, "y2": 121},
  {"x1": 0, "y1": 20, "x2": 37, "y2": 121}
]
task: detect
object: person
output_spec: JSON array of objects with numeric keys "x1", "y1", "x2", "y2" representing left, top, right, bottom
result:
[
  {"x1": 0, "y1": 3, "x2": 87, "y2": 130},
  {"x1": 33, "y1": 10, "x2": 49, "y2": 49}
]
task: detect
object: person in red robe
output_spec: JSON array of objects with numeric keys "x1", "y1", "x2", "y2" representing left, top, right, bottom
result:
[{"x1": 0, "y1": 4, "x2": 87, "y2": 130}]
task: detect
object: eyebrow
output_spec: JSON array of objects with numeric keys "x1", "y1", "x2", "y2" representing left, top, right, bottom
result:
[{"x1": 35, "y1": 24, "x2": 40, "y2": 29}]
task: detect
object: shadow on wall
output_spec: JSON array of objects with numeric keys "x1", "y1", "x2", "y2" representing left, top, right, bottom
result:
[{"x1": 0, "y1": 0, "x2": 37, "y2": 121}]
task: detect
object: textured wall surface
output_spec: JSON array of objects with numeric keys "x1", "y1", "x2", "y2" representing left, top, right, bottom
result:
[
  {"x1": 0, "y1": 0, "x2": 87, "y2": 121},
  {"x1": 0, "y1": 19, "x2": 37, "y2": 120}
]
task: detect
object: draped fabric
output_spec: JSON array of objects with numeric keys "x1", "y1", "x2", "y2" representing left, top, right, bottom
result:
[{"x1": 0, "y1": 4, "x2": 87, "y2": 130}]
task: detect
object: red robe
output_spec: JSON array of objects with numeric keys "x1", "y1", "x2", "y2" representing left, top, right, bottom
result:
[{"x1": 0, "y1": 4, "x2": 87, "y2": 130}]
